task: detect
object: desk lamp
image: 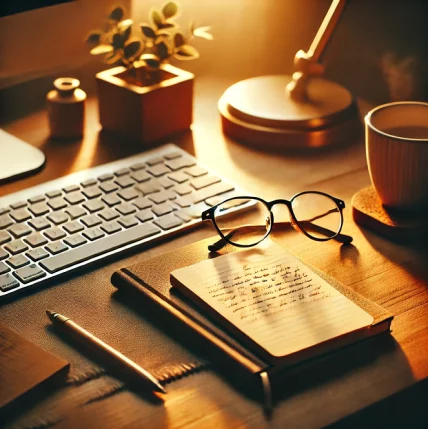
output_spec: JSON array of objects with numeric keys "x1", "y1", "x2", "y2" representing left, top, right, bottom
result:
[{"x1": 219, "y1": 0, "x2": 360, "y2": 150}]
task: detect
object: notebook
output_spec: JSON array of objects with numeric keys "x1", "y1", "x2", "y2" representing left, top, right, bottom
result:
[
  {"x1": 0, "y1": 323, "x2": 69, "y2": 411},
  {"x1": 170, "y1": 242, "x2": 374, "y2": 364},
  {"x1": 111, "y1": 237, "x2": 393, "y2": 388}
]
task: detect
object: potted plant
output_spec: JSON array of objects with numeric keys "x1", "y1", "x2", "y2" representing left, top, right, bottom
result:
[{"x1": 86, "y1": 2, "x2": 212, "y2": 142}]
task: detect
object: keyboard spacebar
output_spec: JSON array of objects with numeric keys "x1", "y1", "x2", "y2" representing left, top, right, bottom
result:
[{"x1": 41, "y1": 223, "x2": 161, "y2": 273}]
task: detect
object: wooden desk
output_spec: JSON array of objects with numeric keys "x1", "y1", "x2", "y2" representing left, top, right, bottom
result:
[{"x1": 1, "y1": 76, "x2": 427, "y2": 429}]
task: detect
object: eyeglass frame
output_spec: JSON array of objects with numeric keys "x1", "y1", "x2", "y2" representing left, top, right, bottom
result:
[{"x1": 201, "y1": 190, "x2": 353, "y2": 251}]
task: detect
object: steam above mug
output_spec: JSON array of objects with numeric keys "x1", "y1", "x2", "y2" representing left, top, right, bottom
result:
[{"x1": 365, "y1": 102, "x2": 428, "y2": 210}]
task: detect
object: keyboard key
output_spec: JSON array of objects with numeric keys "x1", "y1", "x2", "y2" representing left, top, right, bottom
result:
[
  {"x1": 28, "y1": 195, "x2": 46, "y2": 204},
  {"x1": 46, "y1": 241, "x2": 68, "y2": 255},
  {"x1": 9, "y1": 224, "x2": 32, "y2": 238},
  {"x1": 168, "y1": 172, "x2": 189, "y2": 184},
  {"x1": 63, "y1": 184, "x2": 80, "y2": 193},
  {"x1": 10, "y1": 201, "x2": 27, "y2": 210},
  {"x1": 174, "y1": 184, "x2": 193, "y2": 196},
  {"x1": 63, "y1": 221, "x2": 84, "y2": 234},
  {"x1": 101, "y1": 221, "x2": 122, "y2": 235},
  {"x1": 0, "y1": 231, "x2": 11, "y2": 245},
  {"x1": 41, "y1": 223, "x2": 161, "y2": 274},
  {"x1": 148, "y1": 192, "x2": 168, "y2": 205},
  {"x1": 28, "y1": 217, "x2": 51, "y2": 231},
  {"x1": 135, "y1": 209, "x2": 154, "y2": 223},
  {"x1": 0, "y1": 248, "x2": 9, "y2": 260},
  {"x1": 47, "y1": 211, "x2": 69, "y2": 225},
  {"x1": 157, "y1": 176, "x2": 174, "y2": 189},
  {"x1": 81, "y1": 214, "x2": 102, "y2": 228},
  {"x1": 24, "y1": 233, "x2": 48, "y2": 248},
  {"x1": 146, "y1": 156, "x2": 164, "y2": 166},
  {"x1": 102, "y1": 194, "x2": 121, "y2": 207},
  {"x1": 131, "y1": 170, "x2": 151, "y2": 183},
  {"x1": 153, "y1": 214, "x2": 183, "y2": 231},
  {"x1": 47, "y1": 197, "x2": 67, "y2": 211},
  {"x1": 132, "y1": 197, "x2": 152, "y2": 210},
  {"x1": 10, "y1": 209, "x2": 31, "y2": 223},
  {"x1": 0, "y1": 215, "x2": 13, "y2": 229},
  {"x1": 118, "y1": 215, "x2": 138, "y2": 229},
  {"x1": 165, "y1": 157, "x2": 196, "y2": 171},
  {"x1": 65, "y1": 206, "x2": 86, "y2": 219},
  {"x1": 99, "y1": 209, "x2": 119, "y2": 222},
  {"x1": 81, "y1": 178, "x2": 97, "y2": 187},
  {"x1": 205, "y1": 190, "x2": 239, "y2": 207},
  {"x1": 5, "y1": 240, "x2": 28, "y2": 255},
  {"x1": 0, "y1": 262, "x2": 10, "y2": 275},
  {"x1": 14, "y1": 264, "x2": 46, "y2": 284},
  {"x1": 64, "y1": 234, "x2": 87, "y2": 248},
  {"x1": 8, "y1": 254, "x2": 30, "y2": 269},
  {"x1": 28, "y1": 202, "x2": 50, "y2": 217},
  {"x1": 184, "y1": 166, "x2": 208, "y2": 178},
  {"x1": 99, "y1": 182, "x2": 119, "y2": 194},
  {"x1": 82, "y1": 186, "x2": 102, "y2": 199},
  {"x1": 190, "y1": 175, "x2": 221, "y2": 190},
  {"x1": 0, "y1": 273, "x2": 20, "y2": 292},
  {"x1": 46, "y1": 190, "x2": 62, "y2": 198},
  {"x1": 115, "y1": 203, "x2": 136, "y2": 216},
  {"x1": 152, "y1": 202, "x2": 173, "y2": 217},
  {"x1": 164, "y1": 151, "x2": 182, "y2": 160},
  {"x1": 83, "y1": 200, "x2": 105, "y2": 213},
  {"x1": 174, "y1": 210, "x2": 193, "y2": 223},
  {"x1": 114, "y1": 167, "x2": 130, "y2": 177},
  {"x1": 118, "y1": 188, "x2": 139, "y2": 201},
  {"x1": 115, "y1": 176, "x2": 136, "y2": 188},
  {"x1": 83, "y1": 227, "x2": 105, "y2": 241},
  {"x1": 98, "y1": 173, "x2": 114, "y2": 182},
  {"x1": 147, "y1": 164, "x2": 171, "y2": 177},
  {"x1": 44, "y1": 227, "x2": 67, "y2": 241},
  {"x1": 27, "y1": 248, "x2": 50, "y2": 261},
  {"x1": 0, "y1": 208, "x2": 9, "y2": 216},
  {"x1": 193, "y1": 182, "x2": 235, "y2": 204},
  {"x1": 130, "y1": 162, "x2": 146, "y2": 171},
  {"x1": 135, "y1": 181, "x2": 161, "y2": 195},
  {"x1": 64, "y1": 191, "x2": 85, "y2": 205}
]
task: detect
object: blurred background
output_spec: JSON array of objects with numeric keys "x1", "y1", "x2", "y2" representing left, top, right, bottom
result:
[{"x1": 1, "y1": 0, "x2": 427, "y2": 103}]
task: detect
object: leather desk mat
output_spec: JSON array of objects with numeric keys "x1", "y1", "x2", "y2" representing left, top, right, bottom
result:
[{"x1": 0, "y1": 235, "x2": 209, "y2": 429}]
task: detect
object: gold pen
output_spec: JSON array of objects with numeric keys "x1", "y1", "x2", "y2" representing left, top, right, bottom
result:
[{"x1": 46, "y1": 310, "x2": 166, "y2": 394}]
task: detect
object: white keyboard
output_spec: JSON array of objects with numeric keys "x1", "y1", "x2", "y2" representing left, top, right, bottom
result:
[{"x1": 0, "y1": 144, "x2": 252, "y2": 301}]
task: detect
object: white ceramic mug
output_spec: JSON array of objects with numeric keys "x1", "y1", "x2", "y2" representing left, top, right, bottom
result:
[{"x1": 365, "y1": 101, "x2": 428, "y2": 210}]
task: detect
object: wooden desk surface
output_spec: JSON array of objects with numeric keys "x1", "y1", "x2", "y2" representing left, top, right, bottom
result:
[{"x1": 1, "y1": 76, "x2": 427, "y2": 429}]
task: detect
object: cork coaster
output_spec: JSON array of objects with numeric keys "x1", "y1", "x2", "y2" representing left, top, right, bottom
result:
[{"x1": 351, "y1": 186, "x2": 428, "y2": 241}]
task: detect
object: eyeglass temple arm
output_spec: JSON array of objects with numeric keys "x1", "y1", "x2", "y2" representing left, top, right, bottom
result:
[{"x1": 208, "y1": 222, "x2": 353, "y2": 252}]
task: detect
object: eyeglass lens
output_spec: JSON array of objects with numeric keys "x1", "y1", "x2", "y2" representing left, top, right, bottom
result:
[
  {"x1": 291, "y1": 192, "x2": 341, "y2": 240},
  {"x1": 213, "y1": 198, "x2": 271, "y2": 247}
]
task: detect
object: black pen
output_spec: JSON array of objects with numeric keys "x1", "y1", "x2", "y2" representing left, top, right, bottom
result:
[{"x1": 46, "y1": 310, "x2": 166, "y2": 394}]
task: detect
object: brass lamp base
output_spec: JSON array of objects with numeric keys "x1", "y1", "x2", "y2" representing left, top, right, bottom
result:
[{"x1": 219, "y1": 75, "x2": 361, "y2": 150}]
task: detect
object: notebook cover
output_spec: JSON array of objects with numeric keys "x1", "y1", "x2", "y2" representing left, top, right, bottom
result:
[
  {"x1": 0, "y1": 323, "x2": 70, "y2": 411},
  {"x1": 111, "y1": 237, "x2": 393, "y2": 380}
]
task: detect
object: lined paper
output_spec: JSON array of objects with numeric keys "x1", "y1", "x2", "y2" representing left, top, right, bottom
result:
[{"x1": 171, "y1": 242, "x2": 373, "y2": 359}]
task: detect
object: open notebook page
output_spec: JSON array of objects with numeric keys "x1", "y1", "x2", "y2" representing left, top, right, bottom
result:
[{"x1": 171, "y1": 242, "x2": 373, "y2": 360}]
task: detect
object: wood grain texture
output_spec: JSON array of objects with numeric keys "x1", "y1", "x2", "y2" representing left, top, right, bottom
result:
[{"x1": 0, "y1": 77, "x2": 427, "y2": 429}]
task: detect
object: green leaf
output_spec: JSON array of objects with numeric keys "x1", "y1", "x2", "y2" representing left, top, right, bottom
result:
[
  {"x1": 174, "y1": 44, "x2": 199, "y2": 60},
  {"x1": 150, "y1": 8, "x2": 164, "y2": 28},
  {"x1": 86, "y1": 30, "x2": 103, "y2": 44},
  {"x1": 109, "y1": 6, "x2": 124, "y2": 22},
  {"x1": 155, "y1": 41, "x2": 169, "y2": 60},
  {"x1": 140, "y1": 24, "x2": 156, "y2": 38},
  {"x1": 141, "y1": 53, "x2": 161, "y2": 69},
  {"x1": 118, "y1": 19, "x2": 133, "y2": 31},
  {"x1": 124, "y1": 39, "x2": 142, "y2": 59},
  {"x1": 193, "y1": 26, "x2": 213, "y2": 40},
  {"x1": 157, "y1": 22, "x2": 176, "y2": 30},
  {"x1": 112, "y1": 32, "x2": 125, "y2": 49},
  {"x1": 104, "y1": 51, "x2": 122, "y2": 65},
  {"x1": 123, "y1": 24, "x2": 132, "y2": 41},
  {"x1": 162, "y1": 1, "x2": 178, "y2": 19},
  {"x1": 174, "y1": 32, "x2": 185, "y2": 48},
  {"x1": 90, "y1": 45, "x2": 114, "y2": 55}
]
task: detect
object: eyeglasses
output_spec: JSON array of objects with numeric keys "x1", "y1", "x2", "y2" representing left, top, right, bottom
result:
[{"x1": 201, "y1": 191, "x2": 353, "y2": 252}]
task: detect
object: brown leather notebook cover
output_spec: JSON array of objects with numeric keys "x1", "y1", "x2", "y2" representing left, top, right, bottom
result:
[
  {"x1": 0, "y1": 323, "x2": 69, "y2": 411},
  {"x1": 111, "y1": 237, "x2": 393, "y2": 385}
]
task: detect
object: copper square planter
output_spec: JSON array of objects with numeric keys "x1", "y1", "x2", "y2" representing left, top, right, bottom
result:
[{"x1": 96, "y1": 64, "x2": 194, "y2": 143}]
